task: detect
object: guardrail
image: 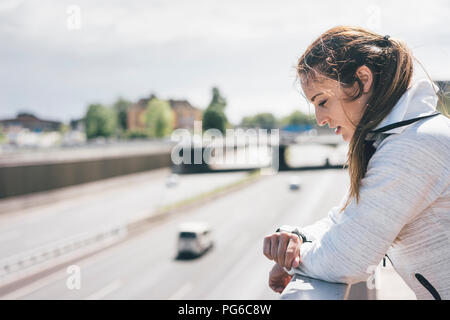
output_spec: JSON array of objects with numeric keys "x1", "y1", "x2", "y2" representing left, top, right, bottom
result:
[
  {"x1": 280, "y1": 274, "x2": 351, "y2": 300},
  {"x1": 0, "y1": 225, "x2": 128, "y2": 289}
]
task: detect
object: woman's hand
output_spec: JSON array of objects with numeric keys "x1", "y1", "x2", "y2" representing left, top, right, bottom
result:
[
  {"x1": 263, "y1": 232, "x2": 301, "y2": 270},
  {"x1": 269, "y1": 263, "x2": 293, "y2": 294}
]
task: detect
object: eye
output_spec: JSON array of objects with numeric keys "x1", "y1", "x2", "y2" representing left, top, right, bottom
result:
[{"x1": 318, "y1": 99, "x2": 328, "y2": 107}]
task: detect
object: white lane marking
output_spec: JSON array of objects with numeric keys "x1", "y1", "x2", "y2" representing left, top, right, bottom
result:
[
  {"x1": 169, "y1": 282, "x2": 193, "y2": 300},
  {"x1": 85, "y1": 279, "x2": 122, "y2": 300}
]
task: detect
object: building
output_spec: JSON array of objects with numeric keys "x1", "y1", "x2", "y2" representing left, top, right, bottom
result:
[
  {"x1": 127, "y1": 95, "x2": 203, "y2": 132},
  {"x1": 0, "y1": 113, "x2": 61, "y2": 132},
  {"x1": 168, "y1": 99, "x2": 203, "y2": 130},
  {"x1": 126, "y1": 95, "x2": 155, "y2": 131}
]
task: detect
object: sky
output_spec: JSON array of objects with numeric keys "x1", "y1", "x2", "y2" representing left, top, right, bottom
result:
[{"x1": 0, "y1": 0, "x2": 449, "y2": 125}]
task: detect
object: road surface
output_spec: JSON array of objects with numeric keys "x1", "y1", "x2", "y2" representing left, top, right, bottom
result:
[
  {"x1": 1, "y1": 169, "x2": 351, "y2": 299},
  {"x1": 0, "y1": 169, "x2": 248, "y2": 262}
]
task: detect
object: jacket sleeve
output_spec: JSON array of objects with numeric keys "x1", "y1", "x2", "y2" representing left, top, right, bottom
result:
[{"x1": 290, "y1": 133, "x2": 449, "y2": 284}]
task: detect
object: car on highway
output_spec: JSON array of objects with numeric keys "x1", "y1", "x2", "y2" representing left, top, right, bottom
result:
[
  {"x1": 177, "y1": 222, "x2": 213, "y2": 257},
  {"x1": 288, "y1": 175, "x2": 301, "y2": 191}
]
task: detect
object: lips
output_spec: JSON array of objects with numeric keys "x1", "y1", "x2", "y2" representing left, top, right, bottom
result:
[{"x1": 335, "y1": 126, "x2": 342, "y2": 135}]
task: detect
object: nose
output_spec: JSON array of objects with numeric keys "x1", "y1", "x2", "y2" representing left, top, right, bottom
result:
[{"x1": 315, "y1": 108, "x2": 329, "y2": 127}]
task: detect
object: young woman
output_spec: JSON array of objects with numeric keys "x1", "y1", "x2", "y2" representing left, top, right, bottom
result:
[{"x1": 263, "y1": 26, "x2": 450, "y2": 300}]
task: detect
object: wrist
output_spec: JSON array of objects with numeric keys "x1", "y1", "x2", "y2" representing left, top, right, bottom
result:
[{"x1": 275, "y1": 225, "x2": 307, "y2": 244}]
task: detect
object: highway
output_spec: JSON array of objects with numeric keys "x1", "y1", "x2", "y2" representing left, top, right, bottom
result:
[
  {"x1": 1, "y1": 169, "x2": 350, "y2": 300},
  {"x1": 0, "y1": 169, "x2": 248, "y2": 262}
]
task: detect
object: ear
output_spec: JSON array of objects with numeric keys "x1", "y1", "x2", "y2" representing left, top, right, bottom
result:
[{"x1": 355, "y1": 65, "x2": 373, "y2": 94}]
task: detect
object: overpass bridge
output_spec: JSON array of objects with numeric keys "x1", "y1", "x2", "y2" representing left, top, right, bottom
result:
[
  {"x1": 171, "y1": 133, "x2": 346, "y2": 173},
  {"x1": 0, "y1": 135, "x2": 347, "y2": 198}
]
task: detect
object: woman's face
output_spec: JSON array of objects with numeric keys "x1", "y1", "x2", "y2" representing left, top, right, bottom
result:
[{"x1": 301, "y1": 71, "x2": 372, "y2": 142}]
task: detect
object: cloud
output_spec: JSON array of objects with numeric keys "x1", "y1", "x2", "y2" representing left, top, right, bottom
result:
[{"x1": 0, "y1": 0, "x2": 449, "y2": 123}]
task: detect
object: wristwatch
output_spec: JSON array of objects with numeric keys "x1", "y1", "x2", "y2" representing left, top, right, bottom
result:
[{"x1": 275, "y1": 225, "x2": 309, "y2": 243}]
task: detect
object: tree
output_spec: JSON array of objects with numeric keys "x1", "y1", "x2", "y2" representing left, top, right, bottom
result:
[
  {"x1": 240, "y1": 116, "x2": 254, "y2": 128},
  {"x1": 145, "y1": 98, "x2": 174, "y2": 137},
  {"x1": 59, "y1": 123, "x2": 70, "y2": 134},
  {"x1": 84, "y1": 104, "x2": 117, "y2": 139},
  {"x1": 435, "y1": 81, "x2": 450, "y2": 117},
  {"x1": 240, "y1": 112, "x2": 277, "y2": 129},
  {"x1": 0, "y1": 127, "x2": 5, "y2": 144},
  {"x1": 279, "y1": 110, "x2": 315, "y2": 127},
  {"x1": 202, "y1": 106, "x2": 227, "y2": 134},
  {"x1": 202, "y1": 87, "x2": 228, "y2": 133},
  {"x1": 209, "y1": 87, "x2": 227, "y2": 110},
  {"x1": 113, "y1": 98, "x2": 132, "y2": 131}
]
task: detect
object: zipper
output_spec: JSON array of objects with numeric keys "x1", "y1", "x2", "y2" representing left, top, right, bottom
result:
[{"x1": 415, "y1": 273, "x2": 441, "y2": 300}]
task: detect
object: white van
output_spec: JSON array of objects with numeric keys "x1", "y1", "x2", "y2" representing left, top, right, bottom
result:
[{"x1": 177, "y1": 222, "x2": 213, "y2": 256}]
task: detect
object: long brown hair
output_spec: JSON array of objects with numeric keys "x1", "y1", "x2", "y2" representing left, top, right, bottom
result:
[{"x1": 297, "y1": 26, "x2": 414, "y2": 209}]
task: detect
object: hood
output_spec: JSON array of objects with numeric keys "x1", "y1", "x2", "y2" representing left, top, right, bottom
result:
[{"x1": 371, "y1": 78, "x2": 440, "y2": 135}]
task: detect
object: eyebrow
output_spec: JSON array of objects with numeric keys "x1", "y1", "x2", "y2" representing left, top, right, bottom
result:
[{"x1": 311, "y1": 92, "x2": 323, "y2": 102}]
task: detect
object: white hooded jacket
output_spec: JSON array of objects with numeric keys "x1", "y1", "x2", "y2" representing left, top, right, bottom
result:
[{"x1": 283, "y1": 79, "x2": 450, "y2": 300}]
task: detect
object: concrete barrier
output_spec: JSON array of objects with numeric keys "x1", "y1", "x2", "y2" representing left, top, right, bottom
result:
[{"x1": 0, "y1": 152, "x2": 171, "y2": 199}]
